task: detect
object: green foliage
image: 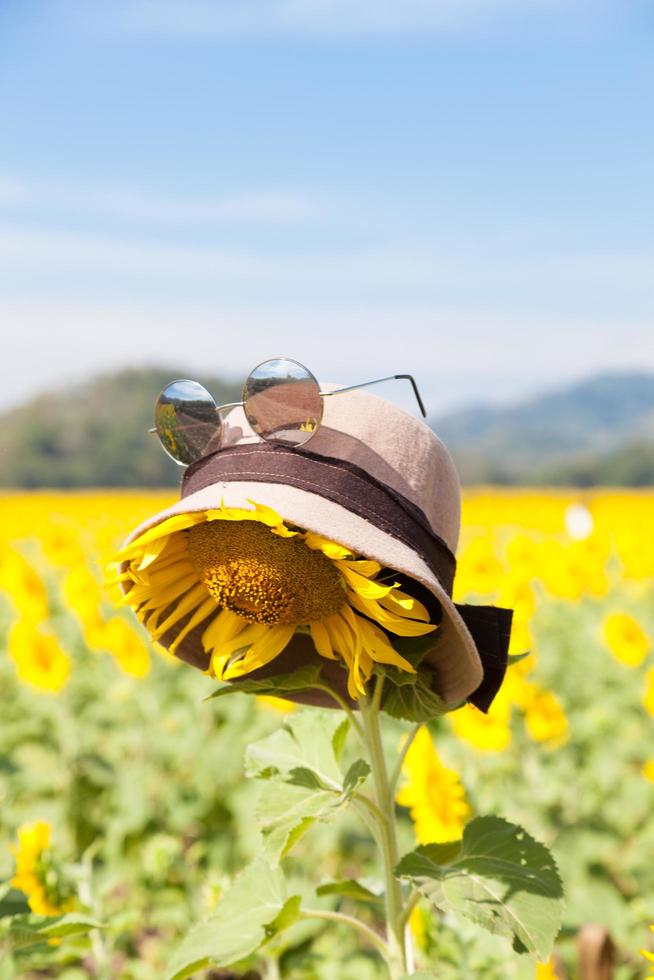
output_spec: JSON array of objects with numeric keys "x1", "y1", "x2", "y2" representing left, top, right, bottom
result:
[
  {"x1": 0, "y1": 367, "x2": 241, "y2": 488},
  {"x1": 245, "y1": 713, "x2": 370, "y2": 862},
  {"x1": 397, "y1": 817, "x2": 563, "y2": 960},
  {"x1": 315, "y1": 880, "x2": 382, "y2": 905},
  {"x1": 206, "y1": 664, "x2": 324, "y2": 700},
  {"x1": 381, "y1": 634, "x2": 462, "y2": 722},
  {"x1": 382, "y1": 671, "x2": 456, "y2": 723},
  {"x1": 0, "y1": 912, "x2": 101, "y2": 954},
  {"x1": 165, "y1": 859, "x2": 299, "y2": 979},
  {"x1": 3, "y1": 556, "x2": 654, "y2": 978}
]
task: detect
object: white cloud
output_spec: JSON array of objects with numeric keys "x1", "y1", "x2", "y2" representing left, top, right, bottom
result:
[
  {"x1": 1, "y1": 297, "x2": 651, "y2": 415},
  {"x1": 1, "y1": 225, "x2": 654, "y2": 308},
  {"x1": 0, "y1": 175, "x2": 325, "y2": 227},
  {"x1": 75, "y1": 0, "x2": 588, "y2": 40}
]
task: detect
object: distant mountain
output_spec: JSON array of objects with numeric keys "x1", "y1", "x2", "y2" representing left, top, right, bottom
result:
[
  {"x1": 0, "y1": 368, "x2": 652, "y2": 488},
  {"x1": 431, "y1": 371, "x2": 654, "y2": 485},
  {"x1": 0, "y1": 368, "x2": 241, "y2": 488}
]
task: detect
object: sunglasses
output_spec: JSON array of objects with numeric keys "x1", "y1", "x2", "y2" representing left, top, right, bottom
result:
[{"x1": 152, "y1": 357, "x2": 426, "y2": 466}]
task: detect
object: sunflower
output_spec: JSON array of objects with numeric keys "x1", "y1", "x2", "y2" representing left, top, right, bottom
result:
[
  {"x1": 11, "y1": 821, "x2": 75, "y2": 916},
  {"x1": 109, "y1": 501, "x2": 438, "y2": 700}
]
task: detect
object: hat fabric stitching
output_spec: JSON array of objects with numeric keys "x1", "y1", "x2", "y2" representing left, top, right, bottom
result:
[
  {"x1": 184, "y1": 445, "x2": 445, "y2": 547},
  {"x1": 182, "y1": 452, "x2": 455, "y2": 591}
]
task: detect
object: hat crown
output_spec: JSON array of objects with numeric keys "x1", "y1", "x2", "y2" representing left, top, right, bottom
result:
[{"x1": 225, "y1": 388, "x2": 461, "y2": 554}]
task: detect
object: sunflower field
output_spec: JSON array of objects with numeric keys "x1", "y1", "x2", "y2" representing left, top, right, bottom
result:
[{"x1": 1, "y1": 489, "x2": 653, "y2": 979}]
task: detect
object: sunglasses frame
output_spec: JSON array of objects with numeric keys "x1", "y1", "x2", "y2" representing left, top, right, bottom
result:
[{"x1": 151, "y1": 357, "x2": 426, "y2": 465}]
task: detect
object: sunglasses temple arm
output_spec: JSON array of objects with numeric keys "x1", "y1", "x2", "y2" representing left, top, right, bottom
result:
[{"x1": 320, "y1": 374, "x2": 427, "y2": 418}]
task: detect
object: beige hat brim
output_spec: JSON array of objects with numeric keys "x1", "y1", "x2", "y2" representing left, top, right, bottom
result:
[{"x1": 125, "y1": 478, "x2": 483, "y2": 704}]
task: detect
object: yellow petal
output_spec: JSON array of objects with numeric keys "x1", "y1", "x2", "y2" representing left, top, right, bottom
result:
[
  {"x1": 356, "y1": 617, "x2": 417, "y2": 673},
  {"x1": 117, "y1": 512, "x2": 207, "y2": 557},
  {"x1": 348, "y1": 590, "x2": 437, "y2": 636},
  {"x1": 214, "y1": 622, "x2": 269, "y2": 663},
  {"x1": 379, "y1": 587, "x2": 431, "y2": 622},
  {"x1": 327, "y1": 609, "x2": 367, "y2": 696},
  {"x1": 202, "y1": 607, "x2": 249, "y2": 653},
  {"x1": 169, "y1": 597, "x2": 219, "y2": 653},
  {"x1": 303, "y1": 532, "x2": 354, "y2": 561},
  {"x1": 150, "y1": 584, "x2": 209, "y2": 640},
  {"x1": 135, "y1": 535, "x2": 174, "y2": 570},
  {"x1": 340, "y1": 557, "x2": 382, "y2": 578},
  {"x1": 223, "y1": 624, "x2": 295, "y2": 679},
  {"x1": 124, "y1": 571, "x2": 199, "y2": 613},
  {"x1": 310, "y1": 620, "x2": 336, "y2": 660},
  {"x1": 339, "y1": 563, "x2": 395, "y2": 600}
]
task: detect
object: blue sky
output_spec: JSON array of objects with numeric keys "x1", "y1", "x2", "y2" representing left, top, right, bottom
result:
[{"x1": 1, "y1": 0, "x2": 653, "y2": 416}]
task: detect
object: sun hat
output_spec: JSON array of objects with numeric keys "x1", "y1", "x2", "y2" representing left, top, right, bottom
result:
[{"x1": 115, "y1": 375, "x2": 513, "y2": 713}]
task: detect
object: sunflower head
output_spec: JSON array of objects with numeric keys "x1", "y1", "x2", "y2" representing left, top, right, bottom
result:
[{"x1": 110, "y1": 501, "x2": 439, "y2": 703}]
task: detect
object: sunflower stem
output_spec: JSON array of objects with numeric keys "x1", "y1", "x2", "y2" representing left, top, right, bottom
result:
[
  {"x1": 359, "y1": 678, "x2": 409, "y2": 980},
  {"x1": 312, "y1": 683, "x2": 365, "y2": 741},
  {"x1": 390, "y1": 722, "x2": 423, "y2": 795},
  {"x1": 301, "y1": 908, "x2": 390, "y2": 960}
]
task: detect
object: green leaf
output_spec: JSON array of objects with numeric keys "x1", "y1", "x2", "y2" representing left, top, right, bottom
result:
[
  {"x1": 382, "y1": 670, "x2": 460, "y2": 722},
  {"x1": 286, "y1": 767, "x2": 332, "y2": 791},
  {"x1": 316, "y1": 880, "x2": 382, "y2": 905},
  {"x1": 247, "y1": 713, "x2": 368, "y2": 862},
  {"x1": 256, "y1": 778, "x2": 351, "y2": 863},
  {"x1": 245, "y1": 710, "x2": 345, "y2": 788},
  {"x1": 205, "y1": 664, "x2": 323, "y2": 701},
  {"x1": 399, "y1": 973, "x2": 438, "y2": 979},
  {"x1": 266, "y1": 895, "x2": 302, "y2": 936},
  {"x1": 416, "y1": 840, "x2": 463, "y2": 865},
  {"x1": 507, "y1": 652, "x2": 530, "y2": 666},
  {"x1": 0, "y1": 912, "x2": 102, "y2": 954},
  {"x1": 391, "y1": 634, "x2": 438, "y2": 668},
  {"x1": 165, "y1": 858, "x2": 299, "y2": 980},
  {"x1": 342, "y1": 758, "x2": 371, "y2": 795},
  {"x1": 396, "y1": 816, "x2": 564, "y2": 960},
  {"x1": 331, "y1": 717, "x2": 350, "y2": 762},
  {"x1": 0, "y1": 886, "x2": 30, "y2": 919}
]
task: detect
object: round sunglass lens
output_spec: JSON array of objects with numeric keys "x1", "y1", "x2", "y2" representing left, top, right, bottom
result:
[
  {"x1": 154, "y1": 380, "x2": 221, "y2": 465},
  {"x1": 243, "y1": 358, "x2": 323, "y2": 447}
]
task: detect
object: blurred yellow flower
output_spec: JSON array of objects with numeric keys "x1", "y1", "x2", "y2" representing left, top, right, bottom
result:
[
  {"x1": 641, "y1": 924, "x2": 654, "y2": 975},
  {"x1": 642, "y1": 760, "x2": 654, "y2": 783},
  {"x1": 539, "y1": 541, "x2": 585, "y2": 601},
  {"x1": 450, "y1": 691, "x2": 512, "y2": 753},
  {"x1": 535, "y1": 957, "x2": 559, "y2": 979},
  {"x1": 408, "y1": 904, "x2": 428, "y2": 950},
  {"x1": 523, "y1": 686, "x2": 569, "y2": 747},
  {"x1": 10, "y1": 821, "x2": 73, "y2": 916},
  {"x1": 396, "y1": 727, "x2": 470, "y2": 843},
  {"x1": 40, "y1": 521, "x2": 86, "y2": 568},
  {"x1": 0, "y1": 548, "x2": 49, "y2": 622},
  {"x1": 643, "y1": 669, "x2": 654, "y2": 717},
  {"x1": 256, "y1": 695, "x2": 296, "y2": 714},
  {"x1": 61, "y1": 564, "x2": 107, "y2": 649},
  {"x1": 454, "y1": 534, "x2": 505, "y2": 599},
  {"x1": 8, "y1": 622, "x2": 71, "y2": 693},
  {"x1": 602, "y1": 612, "x2": 650, "y2": 668},
  {"x1": 102, "y1": 616, "x2": 151, "y2": 678}
]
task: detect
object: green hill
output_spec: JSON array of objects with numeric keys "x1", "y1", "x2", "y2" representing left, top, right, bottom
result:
[
  {"x1": 0, "y1": 368, "x2": 241, "y2": 488},
  {"x1": 0, "y1": 367, "x2": 652, "y2": 488},
  {"x1": 432, "y1": 371, "x2": 654, "y2": 485}
]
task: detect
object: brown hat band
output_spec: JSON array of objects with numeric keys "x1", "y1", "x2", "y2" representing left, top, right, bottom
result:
[{"x1": 182, "y1": 443, "x2": 457, "y2": 594}]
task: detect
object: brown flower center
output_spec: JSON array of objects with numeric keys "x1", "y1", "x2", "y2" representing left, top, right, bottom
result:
[{"x1": 186, "y1": 520, "x2": 346, "y2": 625}]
